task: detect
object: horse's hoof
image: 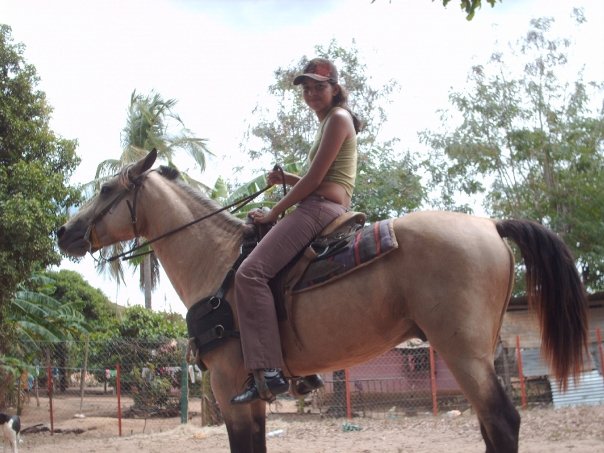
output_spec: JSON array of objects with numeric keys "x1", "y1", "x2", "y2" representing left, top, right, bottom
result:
[{"x1": 296, "y1": 374, "x2": 324, "y2": 395}]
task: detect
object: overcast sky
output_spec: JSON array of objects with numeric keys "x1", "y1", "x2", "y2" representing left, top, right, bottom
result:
[{"x1": 2, "y1": 0, "x2": 603, "y2": 316}]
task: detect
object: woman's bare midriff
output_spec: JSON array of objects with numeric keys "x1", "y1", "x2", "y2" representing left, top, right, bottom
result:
[{"x1": 312, "y1": 181, "x2": 351, "y2": 208}]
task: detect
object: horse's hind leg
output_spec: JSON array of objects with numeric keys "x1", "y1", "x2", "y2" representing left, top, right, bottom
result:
[
  {"x1": 445, "y1": 357, "x2": 520, "y2": 452},
  {"x1": 477, "y1": 373, "x2": 520, "y2": 453}
]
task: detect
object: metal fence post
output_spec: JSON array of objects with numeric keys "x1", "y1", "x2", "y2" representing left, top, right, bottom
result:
[
  {"x1": 596, "y1": 328, "x2": 604, "y2": 382},
  {"x1": 116, "y1": 363, "x2": 122, "y2": 436},
  {"x1": 46, "y1": 350, "x2": 54, "y2": 435},
  {"x1": 344, "y1": 368, "x2": 352, "y2": 419},
  {"x1": 180, "y1": 360, "x2": 189, "y2": 424},
  {"x1": 429, "y1": 345, "x2": 438, "y2": 416},
  {"x1": 78, "y1": 336, "x2": 89, "y2": 416}
]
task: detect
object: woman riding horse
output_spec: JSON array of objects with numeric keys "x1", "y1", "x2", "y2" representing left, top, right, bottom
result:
[{"x1": 231, "y1": 58, "x2": 363, "y2": 404}]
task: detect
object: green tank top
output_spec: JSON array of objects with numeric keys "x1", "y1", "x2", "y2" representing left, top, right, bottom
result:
[{"x1": 307, "y1": 107, "x2": 358, "y2": 198}]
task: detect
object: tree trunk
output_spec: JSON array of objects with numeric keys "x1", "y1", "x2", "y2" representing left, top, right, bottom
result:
[
  {"x1": 201, "y1": 370, "x2": 222, "y2": 426},
  {"x1": 330, "y1": 369, "x2": 347, "y2": 417}
]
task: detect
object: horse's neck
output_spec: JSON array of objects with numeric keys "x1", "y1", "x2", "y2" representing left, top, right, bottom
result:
[{"x1": 140, "y1": 174, "x2": 244, "y2": 309}]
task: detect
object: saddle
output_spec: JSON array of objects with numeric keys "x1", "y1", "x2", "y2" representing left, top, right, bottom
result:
[
  {"x1": 268, "y1": 211, "x2": 367, "y2": 320},
  {"x1": 186, "y1": 210, "x2": 400, "y2": 370},
  {"x1": 186, "y1": 211, "x2": 365, "y2": 369}
]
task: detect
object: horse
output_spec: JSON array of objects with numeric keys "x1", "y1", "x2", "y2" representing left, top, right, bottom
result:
[{"x1": 57, "y1": 150, "x2": 589, "y2": 453}]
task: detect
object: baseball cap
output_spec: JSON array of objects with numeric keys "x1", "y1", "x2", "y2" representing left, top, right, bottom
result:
[{"x1": 293, "y1": 58, "x2": 339, "y2": 85}]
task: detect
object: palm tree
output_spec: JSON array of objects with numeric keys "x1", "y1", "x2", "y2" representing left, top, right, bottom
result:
[{"x1": 92, "y1": 90, "x2": 212, "y2": 310}]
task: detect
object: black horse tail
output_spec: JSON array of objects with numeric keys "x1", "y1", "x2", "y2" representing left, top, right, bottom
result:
[{"x1": 495, "y1": 219, "x2": 589, "y2": 391}]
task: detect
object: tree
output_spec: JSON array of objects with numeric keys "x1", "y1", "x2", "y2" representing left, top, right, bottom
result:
[
  {"x1": 420, "y1": 12, "x2": 604, "y2": 290},
  {"x1": 92, "y1": 90, "x2": 211, "y2": 310},
  {"x1": 2, "y1": 273, "x2": 90, "y2": 402},
  {"x1": 441, "y1": 0, "x2": 500, "y2": 20},
  {"x1": 0, "y1": 25, "x2": 80, "y2": 346},
  {"x1": 43, "y1": 269, "x2": 117, "y2": 328},
  {"x1": 116, "y1": 305, "x2": 187, "y2": 339},
  {"x1": 240, "y1": 40, "x2": 425, "y2": 221},
  {"x1": 8, "y1": 275, "x2": 89, "y2": 345},
  {"x1": 372, "y1": 0, "x2": 501, "y2": 20}
]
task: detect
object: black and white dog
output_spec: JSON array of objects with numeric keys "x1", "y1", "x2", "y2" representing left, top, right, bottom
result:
[{"x1": 0, "y1": 413, "x2": 20, "y2": 453}]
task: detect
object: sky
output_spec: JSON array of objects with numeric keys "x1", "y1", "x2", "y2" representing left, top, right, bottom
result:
[{"x1": 2, "y1": 0, "x2": 603, "y2": 316}]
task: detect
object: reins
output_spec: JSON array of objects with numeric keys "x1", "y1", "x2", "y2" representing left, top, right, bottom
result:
[{"x1": 103, "y1": 165, "x2": 287, "y2": 263}]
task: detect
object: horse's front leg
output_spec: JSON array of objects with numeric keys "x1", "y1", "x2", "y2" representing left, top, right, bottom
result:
[
  {"x1": 250, "y1": 400, "x2": 268, "y2": 452},
  {"x1": 222, "y1": 400, "x2": 267, "y2": 453},
  {"x1": 208, "y1": 343, "x2": 268, "y2": 453}
]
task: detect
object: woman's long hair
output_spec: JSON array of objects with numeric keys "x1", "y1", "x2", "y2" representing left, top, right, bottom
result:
[{"x1": 332, "y1": 84, "x2": 363, "y2": 134}]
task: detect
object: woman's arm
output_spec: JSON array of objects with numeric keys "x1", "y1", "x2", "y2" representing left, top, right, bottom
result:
[{"x1": 253, "y1": 109, "x2": 355, "y2": 224}]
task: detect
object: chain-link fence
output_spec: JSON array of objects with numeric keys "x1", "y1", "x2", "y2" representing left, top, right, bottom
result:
[{"x1": 2, "y1": 330, "x2": 603, "y2": 437}]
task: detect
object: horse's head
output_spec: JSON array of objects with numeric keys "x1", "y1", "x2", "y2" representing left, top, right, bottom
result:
[{"x1": 57, "y1": 149, "x2": 157, "y2": 257}]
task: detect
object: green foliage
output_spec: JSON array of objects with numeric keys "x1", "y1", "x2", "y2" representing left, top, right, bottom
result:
[
  {"x1": 240, "y1": 40, "x2": 425, "y2": 220},
  {"x1": 8, "y1": 275, "x2": 90, "y2": 345},
  {"x1": 0, "y1": 355, "x2": 32, "y2": 381},
  {"x1": 93, "y1": 90, "x2": 211, "y2": 192},
  {"x1": 2, "y1": 274, "x2": 90, "y2": 397},
  {"x1": 420, "y1": 14, "x2": 604, "y2": 290},
  {"x1": 0, "y1": 25, "x2": 81, "y2": 341},
  {"x1": 94, "y1": 336, "x2": 185, "y2": 416},
  {"x1": 116, "y1": 306, "x2": 187, "y2": 339},
  {"x1": 219, "y1": 162, "x2": 303, "y2": 220},
  {"x1": 129, "y1": 366, "x2": 178, "y2": 413},
  {"x1": 355, "y1": 147, "x2": 425, "y2": 221},
  {"x1": 42, "y1": 270, "x2": 117, "y2": 327},
  {"x1": 441, "y1": 0, "x2": 499, "y2": 20},
  {"x1": 372, "y1": 0, "x2": 500, "y2": 20}
]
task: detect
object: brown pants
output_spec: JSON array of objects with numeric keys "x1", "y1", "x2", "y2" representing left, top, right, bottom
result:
[{"x1": 235, "y1": 195, "x2": 347, "y2": 370}]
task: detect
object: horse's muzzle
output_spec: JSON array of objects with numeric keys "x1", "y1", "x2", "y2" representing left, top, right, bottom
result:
[{"x1": 57, "y1": 225, "x2": 93, "y2": 257}]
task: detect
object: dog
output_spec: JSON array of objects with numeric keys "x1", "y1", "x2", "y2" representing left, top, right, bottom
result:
[{"x1": 0, "y1": 413, "x2": 20, "y2": 453}]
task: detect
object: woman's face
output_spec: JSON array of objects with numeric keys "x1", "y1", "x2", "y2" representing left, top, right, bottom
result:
[{"x1": 301, "y1": 79, "x2": 337, "y2": 115}]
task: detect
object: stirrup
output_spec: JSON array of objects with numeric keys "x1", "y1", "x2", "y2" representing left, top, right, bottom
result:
[{"x1": 253, "y1": 369, "x2": 276, "y2": 402}]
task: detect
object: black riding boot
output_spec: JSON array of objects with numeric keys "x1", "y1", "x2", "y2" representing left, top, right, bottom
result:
[
  {"x1": 296, "y1": 374, "x2": 325, "y2": 395},
  {"x1": 231, "y1": 368, "x2": 289, "y2": 405}
]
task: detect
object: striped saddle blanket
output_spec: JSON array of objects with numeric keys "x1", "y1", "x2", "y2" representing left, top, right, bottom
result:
[{"x1": 291, "y1": 218, "x2": 399, "y2": 292}]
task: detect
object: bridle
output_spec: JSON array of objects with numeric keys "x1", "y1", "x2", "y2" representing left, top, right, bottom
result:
[
  {"x1": 84, "y1": 166, "x2": 146, "y2": 257},
  {"x1": 85, "y1": 165, "x2": 285, "y2": 263}
]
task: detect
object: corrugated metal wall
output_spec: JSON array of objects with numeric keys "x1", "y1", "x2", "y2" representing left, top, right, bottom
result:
[
  {"x1": 501, "y1": 299, "x2": 604, "y2": 409},
  {"x1": 550, "y1": 370, "x2": 604, "y2": 407}
]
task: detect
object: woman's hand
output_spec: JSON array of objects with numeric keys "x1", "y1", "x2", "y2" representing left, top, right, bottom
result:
[{"x1": 249, "y1": 208, "x2": 278, "y2": 224}]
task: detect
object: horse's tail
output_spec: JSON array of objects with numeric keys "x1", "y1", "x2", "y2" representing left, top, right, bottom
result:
[{"x1": 495, "y1": 219, "x2": 589, "y2": 391}]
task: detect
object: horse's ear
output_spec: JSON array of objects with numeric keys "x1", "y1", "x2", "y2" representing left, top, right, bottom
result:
[
  {"x1": 130, "y1": 148, "x2": 158, "y2": 178},
  {"x1": 142, "y1": 148, "x2": 158, "y2": 171}
]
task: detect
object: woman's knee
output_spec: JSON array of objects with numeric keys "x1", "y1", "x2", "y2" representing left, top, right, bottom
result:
[{"x1": 235, "y1": 259, "x2": 265, "y2": 286}]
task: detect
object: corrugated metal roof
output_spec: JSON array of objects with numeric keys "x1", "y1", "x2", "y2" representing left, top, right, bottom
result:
[{"x1": 549, "y1": 370, "x2": 604, "y2": 408}]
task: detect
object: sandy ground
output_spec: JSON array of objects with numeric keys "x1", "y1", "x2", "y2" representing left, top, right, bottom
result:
[{"x1": 11, "y1": 394, "x2": 604, "y2": 452}]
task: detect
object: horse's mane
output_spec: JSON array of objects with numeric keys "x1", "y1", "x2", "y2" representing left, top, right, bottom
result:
[
  {"x1": 156, "y1": 165, "x2": 243, "y2": 230},
  {"x1": 157, "y1": 165, "x2": 180, "y2": 181}
]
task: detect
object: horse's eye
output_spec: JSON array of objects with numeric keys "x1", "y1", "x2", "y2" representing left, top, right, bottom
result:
[{"x1": 100, "y1": 185, "x2": 111, "y2": 195}]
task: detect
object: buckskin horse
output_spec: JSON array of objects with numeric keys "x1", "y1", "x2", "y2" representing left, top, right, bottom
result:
[{"x1": 57, "y1": 150, "x2": 588, "y2": 453}]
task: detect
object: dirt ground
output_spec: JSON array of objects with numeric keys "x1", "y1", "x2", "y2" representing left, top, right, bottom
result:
[{"x1": 12, "y1": 394, "x2": 604, "y2": 452}]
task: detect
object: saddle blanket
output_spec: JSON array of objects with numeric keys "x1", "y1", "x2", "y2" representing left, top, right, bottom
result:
[{"x1": 293, "y1": 219, "x2": 398, "y2": 292}]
